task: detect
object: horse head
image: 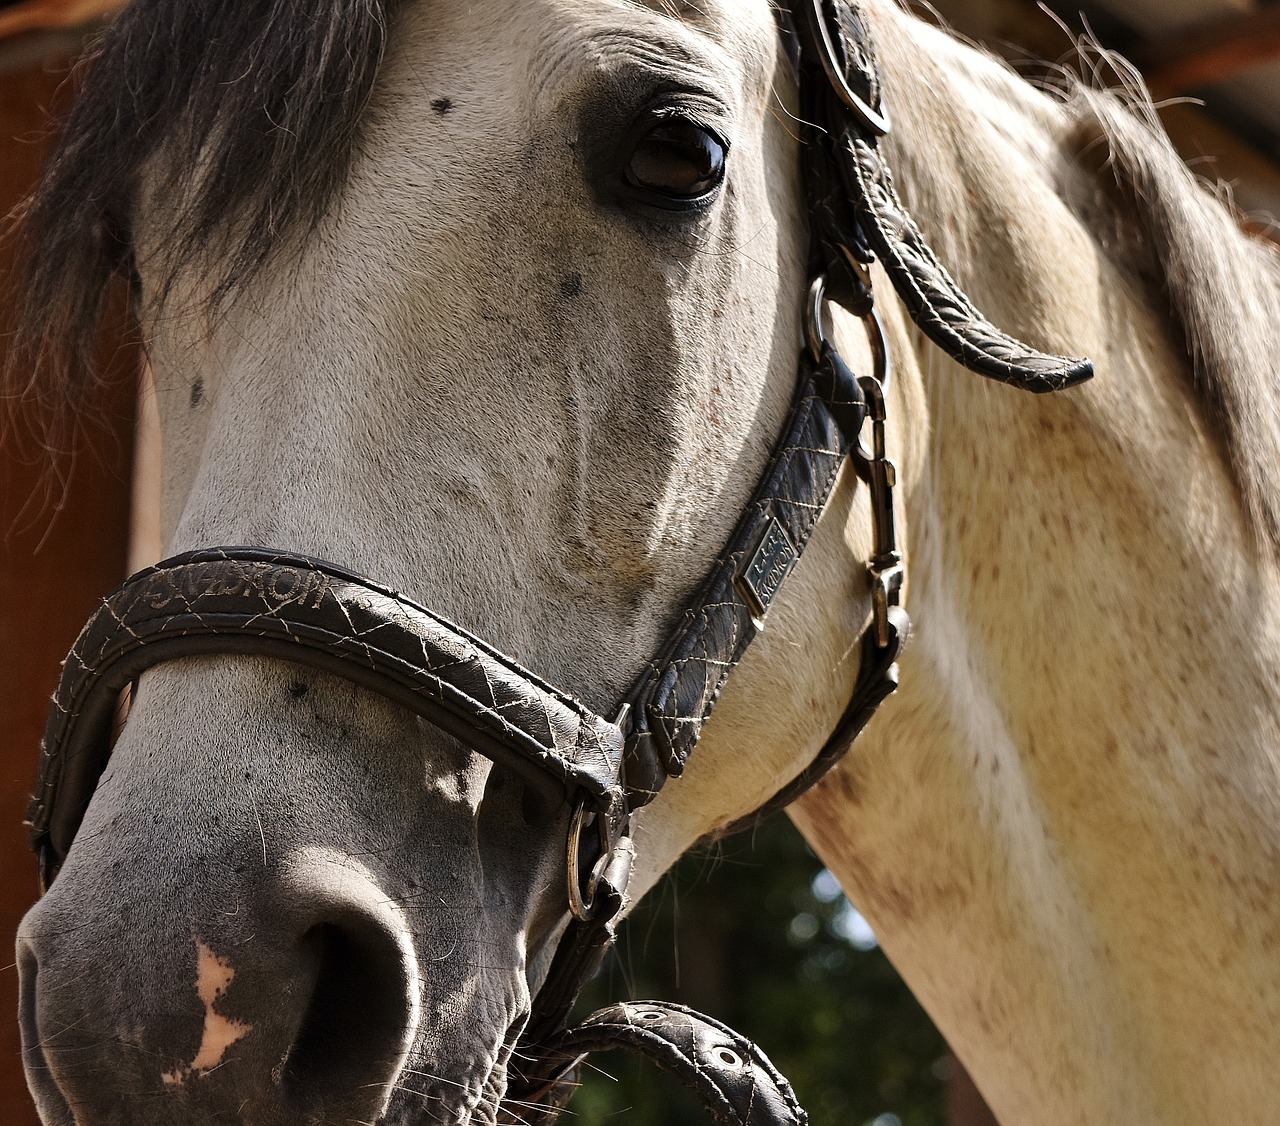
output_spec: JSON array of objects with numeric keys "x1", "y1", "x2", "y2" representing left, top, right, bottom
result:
[
  {"x1": 17, "y1": 0, "x2": 1280, "y2": 1122},
  {"x1": 15, "y1": 2, "x2": 874, "y2": 1122}
]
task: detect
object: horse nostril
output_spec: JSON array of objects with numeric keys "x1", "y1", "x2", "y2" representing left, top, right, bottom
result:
[
  {"x1": 20, "y1": 844, "x2": 421, "y2": 1124},
  {"x1": 283, "y1": 916, "x2": 417, "y2": 1113}
]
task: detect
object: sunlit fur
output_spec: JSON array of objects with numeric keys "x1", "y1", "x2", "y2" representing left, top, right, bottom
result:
[
  {"x1": 12, "y1": 0, "x2": 1280, "y2": 1123},
  {"x1": 784, "y1": 10, "x2": 1280, "y2": 1124}
]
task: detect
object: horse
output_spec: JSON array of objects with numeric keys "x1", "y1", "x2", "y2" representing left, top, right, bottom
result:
[{"x1": 8, "y1": 0, "x2": 1280, "y2": 1122}]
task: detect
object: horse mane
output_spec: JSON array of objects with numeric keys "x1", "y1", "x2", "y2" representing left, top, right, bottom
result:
[
  {"x1": 880, "y1": 10, "x2": 1280, "y2": 555},
  {"x1": 2, "y1": 0, "x2": 401, "y2": 436},
  {"x1": 1067, "y1": 84, "x2": 1280, "y2": 553}
]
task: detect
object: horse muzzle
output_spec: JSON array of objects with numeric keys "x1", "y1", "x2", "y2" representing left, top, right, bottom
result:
[
  {"x1": 18, "y1": 837, "x2": 430, "y2": 1125},
  {"x1": 16, "y1": 653, "x2": 543, "y2": 1126}
]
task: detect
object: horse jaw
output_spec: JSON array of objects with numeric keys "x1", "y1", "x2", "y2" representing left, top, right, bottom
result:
[{"x1": 15, "y1": 1, "x2": 864, "y2": 1123}]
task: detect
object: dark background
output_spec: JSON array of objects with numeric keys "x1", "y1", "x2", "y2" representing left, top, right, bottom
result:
[{"x1": 572, "y1": 817, "x2": 950, "y2": 1126}]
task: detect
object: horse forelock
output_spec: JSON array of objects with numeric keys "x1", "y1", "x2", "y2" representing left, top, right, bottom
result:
[{"x1": 2, "y1": 0, "x2": 403, "y2": 442}]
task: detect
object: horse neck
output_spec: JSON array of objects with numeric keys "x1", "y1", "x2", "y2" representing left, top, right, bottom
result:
[{"x1": 795, "y1": 7, "x2": 1280, "y2": 1123}]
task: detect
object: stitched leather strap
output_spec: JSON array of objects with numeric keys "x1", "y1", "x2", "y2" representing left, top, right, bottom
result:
[
  {"x1": 28, "y1": 548, "x2": 626, "y2": 884},
  {"x1": 511, "y1": 1002, "x2": 807, "y2": 1126},
  {"x1": 623, "y1": 355, "x2": 856, "y2": 804},
  {"x1": 564, "y1": 1003, "x2": 807, "y2": 1126},
  {"x1": 841, "y1": 136, "x2": 1092, "y2": 391},
  {"x1": 800, "y1": 0, "x2": 1094, "y2": 393}
]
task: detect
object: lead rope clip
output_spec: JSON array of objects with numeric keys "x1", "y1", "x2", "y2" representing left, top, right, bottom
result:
[{"x1": 805, "y1": 272, "x2": 903, "y2": 653}]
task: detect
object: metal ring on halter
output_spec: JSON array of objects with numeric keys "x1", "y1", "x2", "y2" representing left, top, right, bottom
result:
[
  {"x1": 861, "y1": 306, "x2": 891, "y2": 394},
  {"x1": 566, "y1": 798, "x2": 611, "y2": 922},
  {"x1": 806, "y1": 275, "x2": 892, "y2": 397},
  {"x1": 805, "y1": 275, "x2": 829, "y2": 364}
]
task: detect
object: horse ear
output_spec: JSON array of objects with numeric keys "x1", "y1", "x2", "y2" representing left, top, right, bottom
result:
[{"x1": 796, "y1": 0, "x2": 1094, "y2": 393}]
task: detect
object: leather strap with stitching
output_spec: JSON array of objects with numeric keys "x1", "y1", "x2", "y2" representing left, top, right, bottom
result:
[
  {"x1": 841, "y1": 136, "x2": 1092, "y2": 391},
  {"x1": 798, "y1": 0, "x2": 1092, "y2": 394},
  {"x1": 622, "y1": 359, "x2": 851, "y2": 803},
  {"x1": 545, "y1": 1002, "x2": 807, "y2": 1126},
  {"x1": 28, "y1": 548, "x2": 626, "y2": 886}
]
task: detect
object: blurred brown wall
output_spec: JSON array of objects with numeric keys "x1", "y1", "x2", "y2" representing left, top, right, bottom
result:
[{"x1": 0, "y1": 45, "x2": 138, "y2": 1125}]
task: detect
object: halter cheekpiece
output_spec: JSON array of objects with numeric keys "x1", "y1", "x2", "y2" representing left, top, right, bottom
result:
[{"x1": 27, "y1": 2, "x2": 1091, "y2": 1123}]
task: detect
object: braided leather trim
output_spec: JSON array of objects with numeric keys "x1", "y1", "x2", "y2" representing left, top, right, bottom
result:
[
  {"x1": 550, "y1": 1002, "x2": 807, "y2": 1126},
  {"x1": 841, "y1": 135, "x2": 1092, "y2": 391},
  {"x1": 797, "y1": 0, "x2": 1093, "y2": 392},
  {"x1": 624, "y1": 366, "x2": 847, "y2": 801},
  {"x1": 29, "y1": 548, "x2": 624, "y2": 875}
]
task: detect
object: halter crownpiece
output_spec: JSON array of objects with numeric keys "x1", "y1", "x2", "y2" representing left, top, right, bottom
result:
[
  {"x1": 796, "y1": 0, "x2": 1093, "y2": 393},
  {"x1": 28, "y1": 2, "x2": 1091, "y2": 1123}
]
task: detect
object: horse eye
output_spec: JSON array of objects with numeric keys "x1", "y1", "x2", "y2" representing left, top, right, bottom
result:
[{"x1": 625, "y1": 122, "x2": 727, "y2": 203}]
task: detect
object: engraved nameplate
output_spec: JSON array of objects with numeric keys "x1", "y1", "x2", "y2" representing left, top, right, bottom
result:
[
  {"x1": 736, "y1": 518, "x2": 797, "y2": 627},
  {"x1": 143, "y1": 561, "x2": 332, "y2": 612}
]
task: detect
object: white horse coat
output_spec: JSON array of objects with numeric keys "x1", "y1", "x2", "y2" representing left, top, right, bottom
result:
[{"x1": 11, "y1": 1, "x2": 1280, "y2": 1123}]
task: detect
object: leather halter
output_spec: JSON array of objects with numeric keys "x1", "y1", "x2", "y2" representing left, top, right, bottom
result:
[{"x1": 27, "y1": 2, "x2": 1091, "y2": 1122}]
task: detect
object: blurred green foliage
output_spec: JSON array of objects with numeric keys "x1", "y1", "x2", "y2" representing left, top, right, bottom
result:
[{"x1": 568, "y1": 816, "x2": 947, "y2": 1126}]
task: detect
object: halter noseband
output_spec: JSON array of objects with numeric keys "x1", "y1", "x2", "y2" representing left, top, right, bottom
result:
[{"x1": 27, "y1": 3, "x2": 1091, "y2": 1123}]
